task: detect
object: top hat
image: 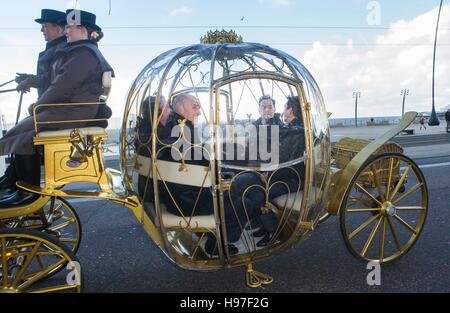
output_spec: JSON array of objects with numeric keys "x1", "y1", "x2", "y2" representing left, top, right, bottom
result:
[
  {"x1": 66, "y1": 9, "x2": 102, "y2": 32},
  {"x1": 35, "y1": 9, "x2": 67, "y2": 26}
]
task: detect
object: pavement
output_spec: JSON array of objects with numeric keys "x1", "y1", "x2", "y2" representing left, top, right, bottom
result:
[
  {"x1": 330, "y1": 122, "x2": 449, "y2": 142},
  {"x1": 331, "y1": 121, "x2": 450, "y2": 161},
  {"x1": 17, "y1": 123, "x2": 450, "y2": 292}
]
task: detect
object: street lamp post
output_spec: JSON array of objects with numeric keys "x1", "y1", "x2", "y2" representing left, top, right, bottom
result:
[
  {"x1": 353, "y1": 92, "x2": 361, "y2": 127},
  {"x1": 401, "y1": 89, "x2": 410, "y2": 117},
  {"x1": 429, "y1": 0, "x2": 443, "y2": 126}
]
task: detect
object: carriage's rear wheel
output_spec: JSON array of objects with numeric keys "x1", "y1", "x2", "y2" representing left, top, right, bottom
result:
[
  {"x1": 340, "y1": 153, "x2": 428, "y2": 263},
  {"x1": 0, "y1": 228, "x2": 82, "y2": 293}
]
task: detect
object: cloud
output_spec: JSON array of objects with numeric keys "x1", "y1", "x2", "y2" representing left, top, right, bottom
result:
[
  {"x1": 169, "y1": 6, "x2": 193, "y2": 17},
  {"x1": 297, "y1": 4, "x2": 450, "y2": 118},
  {"x1": 258, "y1": 0, "x2": 294, "y2": 8}
]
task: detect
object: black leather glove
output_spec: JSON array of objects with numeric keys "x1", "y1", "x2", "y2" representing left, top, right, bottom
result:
[
  {"x1": 15, "y1": 73, "x2": 32, "y2": 84},
  {"x1": 16, "y1": 79, "x2": 32, "y2": 93}
]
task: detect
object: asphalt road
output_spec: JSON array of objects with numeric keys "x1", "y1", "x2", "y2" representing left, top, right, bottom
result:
[{"x1": 54, "y1": 153, "x2": 450, "y2": 293}]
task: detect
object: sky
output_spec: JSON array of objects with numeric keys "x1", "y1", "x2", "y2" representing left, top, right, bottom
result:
[{"x1": 0, "y1": 0, "x2": 448, "y2": 127}]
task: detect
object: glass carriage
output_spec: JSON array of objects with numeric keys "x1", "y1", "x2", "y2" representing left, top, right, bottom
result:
[{"x1": 0, "y1": 31, "x2": 428, "y2": 292}]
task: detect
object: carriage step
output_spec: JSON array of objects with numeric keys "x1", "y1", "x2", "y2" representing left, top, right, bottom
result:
[{"x1": 16, "y1": 182, "x2": 139, "y2": 208}]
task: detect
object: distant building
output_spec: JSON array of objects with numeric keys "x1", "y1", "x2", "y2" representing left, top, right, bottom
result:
[{"x1": 439, "y1": 105, "x2": 450, "y2": 112}]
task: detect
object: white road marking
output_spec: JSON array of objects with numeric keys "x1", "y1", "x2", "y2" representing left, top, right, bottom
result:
[
  {"x1": 68, "y1": 198, "x2": 105, "y2": 204},
  {"x1": 419, "y1": 161, "x2": 450, "y2": 169}
]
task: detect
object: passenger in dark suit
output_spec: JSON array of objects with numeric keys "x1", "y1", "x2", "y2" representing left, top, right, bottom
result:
[
  {"x1": 252, "y1": 95, "x2": 282, "y2": 164},
  {"x1": 136, "y1": 95, "x2": 171, "y2": 156},
  {"x1": 252, "y1": 96, "x2": 306, "y2": 247},
  {"x1": 157, "y1": 95, "x2": 214, "y2": 218},
  {"x1": 270, "y1": 95, "x2": 306, "y2": 196},
  {"x1": 136, "y1": 95, "x2": 171, "y2": 207},
  {"x1": 158, "y1": 94, "x2": 264, "y2": 256},
  {"x1": 253, "y1": 95, "x2": 282, "y2": 128}
]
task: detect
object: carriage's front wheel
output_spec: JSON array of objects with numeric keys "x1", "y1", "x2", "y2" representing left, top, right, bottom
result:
[
  {"x1": 7, "y1": 197, "x2": 82, "y2": 254},
  {"x1": 0, "y1": 228, "x2": 82, "y2": 293},
  {"x1": 36, "y1": 197, "x2": 82, "y2": 254},
  {"x1": 340, "y1": 153, "x2": 428, "y2": 263}
]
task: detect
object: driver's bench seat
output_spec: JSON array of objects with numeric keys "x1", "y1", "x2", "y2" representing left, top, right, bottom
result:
[
  {"x1": 36, "y1": 127, "x2": 107, "y2": 139},
  {"x1": 32, "y1": 72, "x2": 114, "y2": 192}
]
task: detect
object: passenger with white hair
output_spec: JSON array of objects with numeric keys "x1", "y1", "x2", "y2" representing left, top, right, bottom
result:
[{"x1": 158, "y1": 94, "x2": 264, "y2": 256}]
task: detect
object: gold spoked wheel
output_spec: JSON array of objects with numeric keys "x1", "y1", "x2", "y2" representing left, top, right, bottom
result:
[
  {"x1": 0, "y1": 228, "x2": 82, "y2": 293},
  {"x1": 8, "y1": 197, "x2": 81, "y2": 254},
  {"x1": 340, "y1": 153, "x2": 428, "y2": 263}
]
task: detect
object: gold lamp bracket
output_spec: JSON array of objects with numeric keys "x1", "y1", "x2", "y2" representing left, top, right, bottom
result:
[
  {"x1": 245, "y1": 263, "x2": 274, "y2": 288},
  {"x1": 69, "y1": 129, "x2": 102, "y2": 164}
]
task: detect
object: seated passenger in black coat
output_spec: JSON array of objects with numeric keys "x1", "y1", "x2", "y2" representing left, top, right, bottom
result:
[
  {"x1": 136, "y1": 95, "x2": 171, "y2": 207},
  {"x1": 269, "y1": 95, "x2": 306, "y2": 199},
  {"x1": 157, "y1": 94, "x2": 215, "y2": 217},
  {"x1": 252, "y1": 96, "x2": 306, "y2": 247},
  {"x1": 157, "y1": 94, "x2": 265, "y2": 255}
]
